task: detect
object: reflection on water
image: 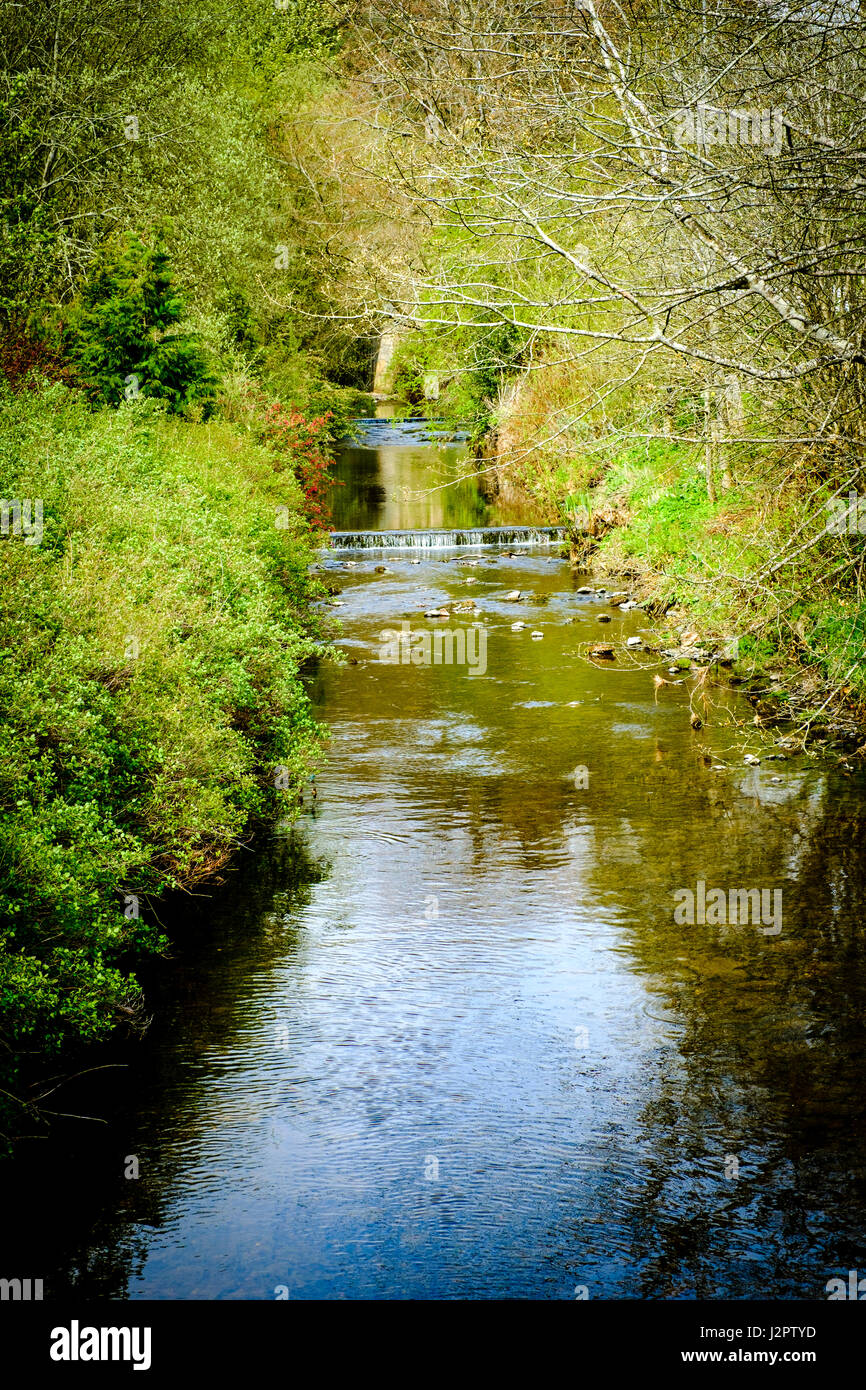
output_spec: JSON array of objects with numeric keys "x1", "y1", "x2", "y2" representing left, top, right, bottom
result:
[
  {"x1": 5, "y1": 420, "x2": 866, "y2": 1300},
  {"x1": 330, "y1": 417, "x2": 537, "y2": 532}
]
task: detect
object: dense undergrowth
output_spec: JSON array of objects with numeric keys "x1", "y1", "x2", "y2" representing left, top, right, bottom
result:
[{"x1": 0, "y1": 384, "x2": 336, "y2": 1142}]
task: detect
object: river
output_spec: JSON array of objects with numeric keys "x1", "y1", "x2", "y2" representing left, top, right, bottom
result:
[{"x1": 5, "y1": 412, "x2": 866, "y2": 1300}]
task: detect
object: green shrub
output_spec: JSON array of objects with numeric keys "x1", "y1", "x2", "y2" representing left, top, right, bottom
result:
[{"x1": 0, "y1": 383, "x2": 328, "y2": 1143}]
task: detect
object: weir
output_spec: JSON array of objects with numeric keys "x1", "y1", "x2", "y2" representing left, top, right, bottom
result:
[
  {"x1": 326, "y1": 525, "x2": 570, "y2": 552},
  {"x1": 341, "y1": 417, "x2": 471, "y2": 445}
]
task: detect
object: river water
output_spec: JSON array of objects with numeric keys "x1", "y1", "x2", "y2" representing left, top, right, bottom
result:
[{"x1": 6, "y1": 415, "x2": 866, "y2": 1300}]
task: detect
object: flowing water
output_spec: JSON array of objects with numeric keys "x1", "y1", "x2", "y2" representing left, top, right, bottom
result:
[{"x1": 6, "y1": 413, "x2": 866, "y2": 1300}]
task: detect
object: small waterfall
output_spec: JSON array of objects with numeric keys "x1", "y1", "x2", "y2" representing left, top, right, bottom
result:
[
  {"x1": 327, "y1": 525, "x2": 569, "y2": 552},
  {"x1": 340, "y1": 418, "x2": 471, "y2": 446}
]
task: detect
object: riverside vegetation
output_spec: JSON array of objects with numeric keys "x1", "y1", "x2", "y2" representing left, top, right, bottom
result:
[
  {"x1": 0, "y1": 0, "x2": 368, "y2": 1143},
  {"x1": 3, "y1": 0, "x2": 866, "y2": 1141}
]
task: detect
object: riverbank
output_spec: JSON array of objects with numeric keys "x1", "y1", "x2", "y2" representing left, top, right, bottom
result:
[
  {"x1": 475, "y1": 413, "x2": 866, "y2": 756},
  {"x1": 0, "y1": 383, "x2": 331, "y2": 1145}
]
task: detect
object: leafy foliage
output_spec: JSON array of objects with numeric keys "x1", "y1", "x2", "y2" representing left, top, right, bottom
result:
[{"x1": 0, "y1": 383, "x2": 329, "y2": 1143}]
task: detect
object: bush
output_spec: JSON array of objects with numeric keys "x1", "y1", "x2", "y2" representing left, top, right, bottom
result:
[{"x1": 0, "y1": 383, "x2": 328, "y2": 1142}]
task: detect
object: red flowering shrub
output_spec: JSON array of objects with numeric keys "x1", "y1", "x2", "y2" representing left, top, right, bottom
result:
[{"x1": 262, "y1": 400, "x2": 342, "y2": 532}]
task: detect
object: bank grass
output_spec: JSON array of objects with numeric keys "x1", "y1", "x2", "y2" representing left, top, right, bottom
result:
[
  {"x1": 584, "y1": 437, "x2": 866, "y2": 708},
  {"x1": 0, "y1": 383, "x2": 329, "y2": 1139}
]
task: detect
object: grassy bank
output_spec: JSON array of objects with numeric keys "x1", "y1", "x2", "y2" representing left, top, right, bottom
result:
[
  {"x1": 468, "y1": 369, "x2": 866, "y2": 745},
  {"x1": 0, "y1": 383, "x2": 331, "y2": 1142}
]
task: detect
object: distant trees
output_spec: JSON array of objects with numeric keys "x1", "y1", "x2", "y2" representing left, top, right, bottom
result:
[
  {"x1": 354, "y1": 0, "x2": 866, "y2": 447},
  {"x1": 0, "y1": 0, "x2": 358, "y2": 395},
  {"x1": 0, "y1": 0, "x2": 213, "y2": 316}
]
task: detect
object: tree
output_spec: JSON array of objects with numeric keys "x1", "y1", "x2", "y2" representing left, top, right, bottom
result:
[
  {"x1": 65, "y1": 233, "x2": 216, "y2": 411},
  {"x1": 353, "y1": 0, "x2": 866, "y2": 421}
]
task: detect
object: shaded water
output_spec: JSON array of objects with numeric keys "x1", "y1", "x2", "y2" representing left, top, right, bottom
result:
[{"x1": 5, "y1": 414, "x2": 866, "y2": 1300}]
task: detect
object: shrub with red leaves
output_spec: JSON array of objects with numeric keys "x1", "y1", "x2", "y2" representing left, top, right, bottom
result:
[
  {"x1": 0, "y1": 324, "x2": 81, "y2": 391},
  {"x1": 262, "y1": 400, "x2": 342, "y2": 532}
]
